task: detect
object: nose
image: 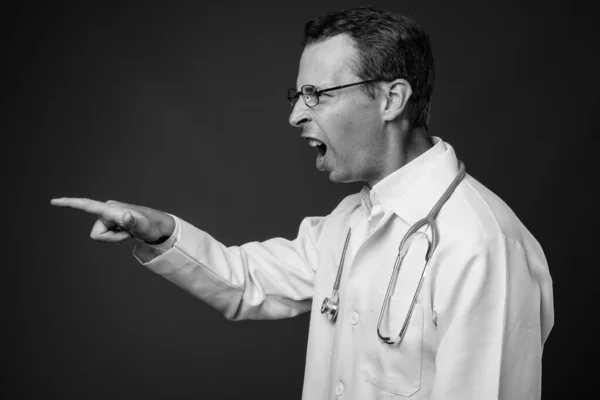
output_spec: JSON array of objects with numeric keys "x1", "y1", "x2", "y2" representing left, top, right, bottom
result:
[{"x1": 288, "y1": 99, "x2": 312, "y2": 128}]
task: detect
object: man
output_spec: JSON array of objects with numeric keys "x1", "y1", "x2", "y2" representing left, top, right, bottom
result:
[{"x1": 51, "y1": 6, "x2": 554, "y2": 400}]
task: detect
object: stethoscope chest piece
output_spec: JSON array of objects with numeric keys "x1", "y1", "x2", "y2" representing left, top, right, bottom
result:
[
  {"x1": 321, "y1": 295, "x2": 339, "y2": 322},
  {"x1": 320, "y1": 229, "x2": 352, "y2": 323}
]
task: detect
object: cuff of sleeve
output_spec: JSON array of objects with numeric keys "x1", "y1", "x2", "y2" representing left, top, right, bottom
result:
[
  {"x1": 133, "y1": 214, "x2": 181, "y2": 266},
  {"x1": 133, "y1": 217, "x2": 222, "y2": 278}
]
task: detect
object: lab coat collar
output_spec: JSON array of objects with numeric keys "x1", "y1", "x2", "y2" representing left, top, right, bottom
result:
[
  {"x1": 368, "y1": 137, "x2": 463, "y2": 226},
  {"x1": 359, "y1": 137, "x2": 442, "y2": 214}
]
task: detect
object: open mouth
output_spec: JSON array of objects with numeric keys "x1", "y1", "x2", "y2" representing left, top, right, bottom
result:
[{"x1": 307, "y1": 138, "x2": 327, "y2": 158}]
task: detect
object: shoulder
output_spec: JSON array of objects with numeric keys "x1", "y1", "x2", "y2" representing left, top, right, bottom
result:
[{"x1": 434, "y1": 173, "x2": 545, "y2": 264}]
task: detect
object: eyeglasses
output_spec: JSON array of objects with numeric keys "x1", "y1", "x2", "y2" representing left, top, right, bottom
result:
[{"x1": 287, "y1": 79, "x2": 379, "y2": 108}]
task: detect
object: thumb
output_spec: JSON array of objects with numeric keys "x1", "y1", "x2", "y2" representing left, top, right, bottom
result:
[
  {"x1": 122, "y1": 210, "x2": 137, "y2": 231},
  {"x1": 122, "y1": 210, "x2": 153, "y2": 241}
]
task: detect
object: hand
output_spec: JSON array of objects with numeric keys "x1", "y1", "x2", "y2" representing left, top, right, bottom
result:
[{"x1": 50, "y1": 198, "x2": 176, "y2": 243}]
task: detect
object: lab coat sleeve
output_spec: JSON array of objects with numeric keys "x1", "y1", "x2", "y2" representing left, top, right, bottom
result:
[
  {"x1": 430, "y1": 234, "x2": 553, "y2": 400},
  {"x1": 133, "y1": 215, "x2": 324, "y2": 321}
]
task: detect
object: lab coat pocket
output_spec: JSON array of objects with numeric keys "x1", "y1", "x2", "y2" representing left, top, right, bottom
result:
[{"x1": 360, "y1": 290, "x2": 424, "y2": 397}]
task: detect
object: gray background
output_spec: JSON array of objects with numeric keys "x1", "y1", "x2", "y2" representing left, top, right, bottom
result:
[{"x1": 5, "y1": 0, "x2": 597, "y2": 398}]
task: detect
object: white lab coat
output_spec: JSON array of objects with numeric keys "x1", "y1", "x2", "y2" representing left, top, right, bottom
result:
[{"x1": 134, "y1": 138, "x2": 554, "y2": 399}]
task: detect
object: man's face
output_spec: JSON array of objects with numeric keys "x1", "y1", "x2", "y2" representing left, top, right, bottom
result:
[{"x1": 289, "y1": 34, "x2": 387, "y2": 184}]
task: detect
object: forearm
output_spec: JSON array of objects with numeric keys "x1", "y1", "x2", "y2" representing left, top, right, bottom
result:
[{"x1": 133, "y1": 216, "x2": 320, "y2": 320}]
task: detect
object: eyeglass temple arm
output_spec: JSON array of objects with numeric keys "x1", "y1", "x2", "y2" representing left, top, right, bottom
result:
[{"x1": 317, "y1": 78, "x2": 380, "y2": 95}]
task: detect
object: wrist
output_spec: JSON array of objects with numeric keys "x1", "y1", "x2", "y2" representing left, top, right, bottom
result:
[
  {"x1": 160, "y1": 213, "x2": 176, "y2": 238},
  {"x1": 145, "y1": 213, "x2": 176, "y2": 245}
]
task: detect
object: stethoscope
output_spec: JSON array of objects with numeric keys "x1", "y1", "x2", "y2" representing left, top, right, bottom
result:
[{"x1": 321, "y1": 161, "x2": 466, "y2": 345}]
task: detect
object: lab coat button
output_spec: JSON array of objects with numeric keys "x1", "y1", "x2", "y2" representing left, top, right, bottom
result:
[
  {"x1": 335, "y1": 382, "x2": 344, "y2": 396},
  {"x1": 350, "y1": 312, "x2": 359, "y2": 325}
]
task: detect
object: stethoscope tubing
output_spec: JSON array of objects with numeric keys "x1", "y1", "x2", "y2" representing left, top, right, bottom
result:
[
  {"x1": 321, "y1": 160, "x2": 466, "y2": 345},
  {"x1": 377, "y1": 160, "x2": 466, "y2": 344}
]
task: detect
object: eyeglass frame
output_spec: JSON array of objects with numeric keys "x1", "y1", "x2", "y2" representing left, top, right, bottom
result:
[{"x1": 287, "y1": 79, "x2": 380, "y2": 108}]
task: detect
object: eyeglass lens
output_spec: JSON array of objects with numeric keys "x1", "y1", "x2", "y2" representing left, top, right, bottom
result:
[{"x1": 287, "y1": 86, "x2": 319, "y2": 107}]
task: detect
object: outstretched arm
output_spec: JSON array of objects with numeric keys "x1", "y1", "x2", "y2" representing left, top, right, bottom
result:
[{"x1": 51, "y1": 196, "x2": 323, "y2": 321}]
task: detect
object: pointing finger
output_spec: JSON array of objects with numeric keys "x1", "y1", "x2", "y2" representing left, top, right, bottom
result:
[
  {"x1": 51, "y1": 197, "x2": 115, "y2": 217},
  {"x1": 106, "y1": 199, "x2": 133, "y2": 208}
]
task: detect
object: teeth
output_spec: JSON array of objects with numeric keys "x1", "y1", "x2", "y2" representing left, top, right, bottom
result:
[{"x1": 308, "y1": 139, "x2": 322, "y2": 147}]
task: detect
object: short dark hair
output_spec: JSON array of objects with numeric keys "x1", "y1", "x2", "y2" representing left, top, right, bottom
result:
[{"x1": 303, "y1": 6, "x2": 435, "y2": 129}]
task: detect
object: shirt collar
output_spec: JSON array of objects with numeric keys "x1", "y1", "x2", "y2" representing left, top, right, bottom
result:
[{"x1": 360, "y1": 137, "x2": 463, "y2": 225}]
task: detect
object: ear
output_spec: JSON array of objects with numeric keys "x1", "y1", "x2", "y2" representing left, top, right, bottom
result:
[{"x1": 381, "y1": 79, "x2": 413, "y2": 122}]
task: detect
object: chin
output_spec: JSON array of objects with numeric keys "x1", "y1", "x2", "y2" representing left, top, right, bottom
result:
[{"x1": 327, "y1": 169, "x2": 357, "y2": 184}]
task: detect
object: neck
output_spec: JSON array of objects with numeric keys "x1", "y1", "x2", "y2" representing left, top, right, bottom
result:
[
  {"x1": 366, "y1": 122, "x2": 433, "y2": 188},
  {"x1": 402, "y1": 126, "x2": 433, "y2": 165}
]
